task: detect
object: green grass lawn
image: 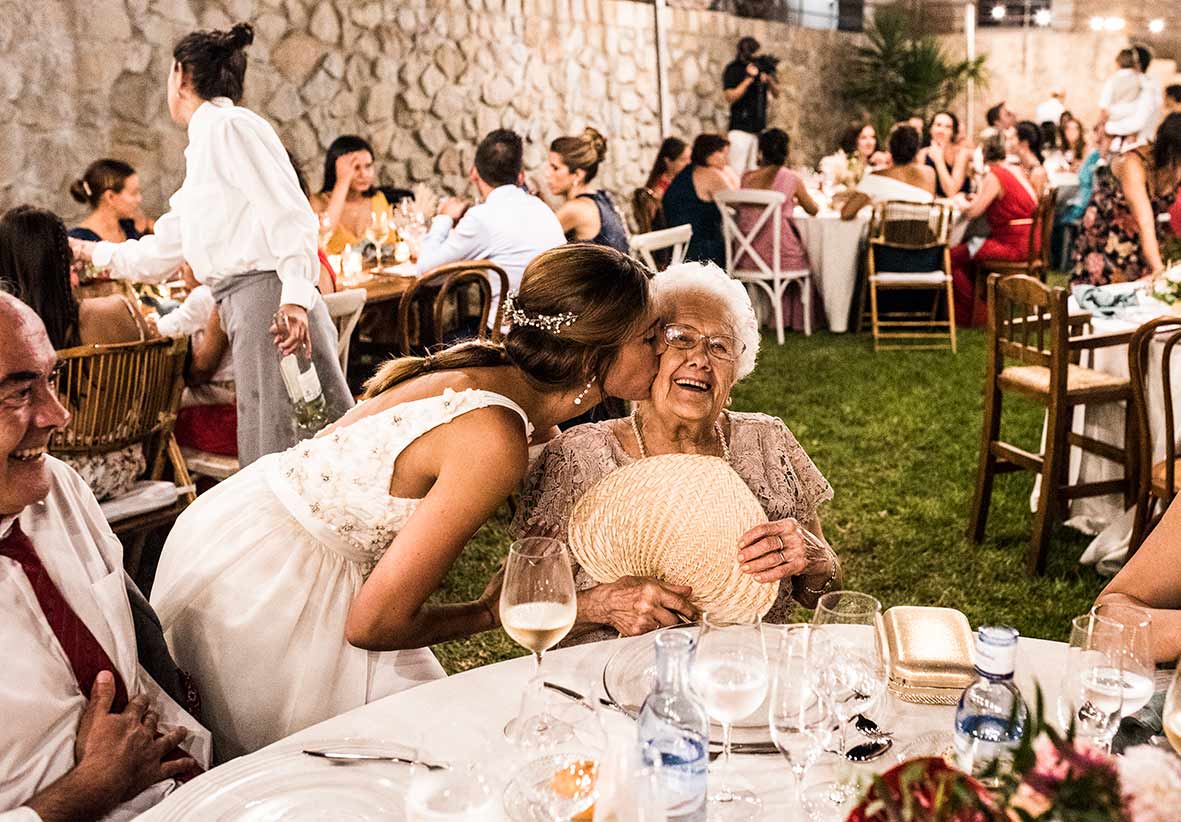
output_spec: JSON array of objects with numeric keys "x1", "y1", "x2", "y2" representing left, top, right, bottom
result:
[{"x1": 430, "y1": 327, "x2": 1108, "y2": 675}]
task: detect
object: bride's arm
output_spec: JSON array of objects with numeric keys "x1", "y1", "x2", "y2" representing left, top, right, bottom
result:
[{"x1": 345, "y1": 411, "x2": 529, "y2": 651}]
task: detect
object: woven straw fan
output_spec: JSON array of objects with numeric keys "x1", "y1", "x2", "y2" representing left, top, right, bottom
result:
[{"x1": 567, "y1": 453, "x2": 778, "y2": 624}]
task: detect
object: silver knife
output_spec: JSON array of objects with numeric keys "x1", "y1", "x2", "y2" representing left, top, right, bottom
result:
[
  {"x1": 542, "y1": 681, "x2": 634, "y2": 717},
  {"x1": 302, "y1": 748, "x2": 449, "y2": 770}
]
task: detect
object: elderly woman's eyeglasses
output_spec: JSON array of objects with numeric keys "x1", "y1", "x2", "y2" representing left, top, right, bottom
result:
[{"x1": 662, "y1": 323, "x2": 745, "y2": 362}]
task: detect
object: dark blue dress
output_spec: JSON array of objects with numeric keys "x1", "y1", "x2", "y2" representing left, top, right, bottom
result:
[
  {"x1": 68, "y1": 220, "x2": 142, "y2": 242},
  {"x1": 573, "y1": 191, "x2": 629, "y2": 254},
  {"x1": 661, "y1": 166, "x2": 725, "y2": 268}
]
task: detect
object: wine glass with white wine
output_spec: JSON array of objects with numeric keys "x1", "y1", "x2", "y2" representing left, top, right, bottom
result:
[
  {"x1": 1057, "y1": 612, "x2": 1125, "y2": 752},
  {"x1": 500, "y1": 537, "x2": 577, "y2": 743}
]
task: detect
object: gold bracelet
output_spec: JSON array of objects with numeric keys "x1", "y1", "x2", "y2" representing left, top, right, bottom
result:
[{"x1": 802, "y1": 550, "x2": 837, "y2": 597}]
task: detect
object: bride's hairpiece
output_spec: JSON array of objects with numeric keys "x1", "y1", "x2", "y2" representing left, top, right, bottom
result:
[{"x1": 502, "y1": 293, "x2": 578, "y2": 335}]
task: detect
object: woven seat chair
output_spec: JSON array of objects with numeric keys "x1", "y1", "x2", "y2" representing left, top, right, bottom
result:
[
  {"x1": 50, "y1": 336, "x2": 194, "y2": 575},
  {"x1": 858, "y1": 200, "x2": 956, "y2": 352},
  {"x1": 968, "y1": 274, "x2": 1136, "y2": 575},
  {"x1": 973, "y1": 188, "x2": 1057, "y2": 306},
  {"x1": 396, "y1": 259, "x2": 509, "y2": 355},
  {"x1": 1127, "y1": 317, "x2": 1181, "y2": 557},
  {"x1": 629, "y1": 224, "x2": 692, "y2": 272}
]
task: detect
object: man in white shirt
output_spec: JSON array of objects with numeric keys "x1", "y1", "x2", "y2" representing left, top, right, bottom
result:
[
  {"x1": 1034, "y1": 90, "x2": 1065, "y2": 126},
  {"x1": 0, "y1": 294, "x2": 211, "y2": 821},
  {"x1": 417, "y1": 129, "x2": 565, "y2": 326}
]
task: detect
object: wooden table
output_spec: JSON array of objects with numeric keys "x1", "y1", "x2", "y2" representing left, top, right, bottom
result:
[{"x1": 346, "y1": 262, "x2": 418, "y2": 305}]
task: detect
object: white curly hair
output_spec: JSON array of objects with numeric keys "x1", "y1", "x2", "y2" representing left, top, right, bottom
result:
[{"x1": 650, "y1": 261, "x2": 759, "y2": 380}]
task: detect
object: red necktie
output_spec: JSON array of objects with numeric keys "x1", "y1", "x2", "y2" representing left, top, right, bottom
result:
[
  {"x1": 1, "y1": 520, "x2": 203, "y2": 779},
  {"x1": 1, "y1": 520, "x2": 130, "y2": 710}
]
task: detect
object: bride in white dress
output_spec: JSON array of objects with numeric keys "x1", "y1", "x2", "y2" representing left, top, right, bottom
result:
[{"x1": 149, "y1": 245, "x2": 661, "y2": 758}]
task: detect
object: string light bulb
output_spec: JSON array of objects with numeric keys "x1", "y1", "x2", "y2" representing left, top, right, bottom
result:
[
  {"x1": 1034, "y1": 9, "x2": 1052, "y2": 27},
  {"x1": 990, "y1": 4, "x2": 1006, "y2": 20},
  {"x1": 1148, "y1": 19, "x2": 1165, "y2": 34},
  {"x1": 1089, "y1": 16, "x2": 1104, "y2": 30}
]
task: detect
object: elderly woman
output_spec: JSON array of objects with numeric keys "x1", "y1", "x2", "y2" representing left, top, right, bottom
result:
[{"x1": 513, "y1": 262, "x2": 840, "y2": 643}]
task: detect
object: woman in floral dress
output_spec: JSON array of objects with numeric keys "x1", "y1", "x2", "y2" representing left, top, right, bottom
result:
[{"x1": 1071, "y1": 115, "x2": 1181, "y2": 285}]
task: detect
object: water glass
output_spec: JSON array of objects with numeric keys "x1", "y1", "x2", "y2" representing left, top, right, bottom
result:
[
  {"x1": 593, "y1": 734, "x2": 667, "y2": 822},
  {"x1": 500, "y1": 538, "x2": 577, "y2": 743},
  {"x1": 809, "y1": 591, "x2": 887, "y2": 759},
  {"x1": 1164, "y1": 657, "x2": 1181, "y2": 755},
  {"x1": 1092, "y1": 603, "x2": 1154, "y2": 717},
  {"x1": 405, "y1": 723, "x2": 498, "y2": 821},
  {"x1": 767, "y1": 624, "x2": 833, "y2": 806},
  {"x1": 1057, "y1": 613, "x2": 1125, "y2": 751},
  {"x1": 690, "y1": 613, "x2": 768, "y2": 821}
]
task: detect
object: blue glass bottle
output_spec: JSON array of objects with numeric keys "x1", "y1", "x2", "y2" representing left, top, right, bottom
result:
[
  {"x1": 954, "y1": 625, "x2": 1028, "y2": 786},
  {"x1": 638, "y1": 631, "x2": 708, "y2": 819}
]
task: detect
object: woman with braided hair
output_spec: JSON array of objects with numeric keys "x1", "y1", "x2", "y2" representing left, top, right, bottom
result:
[{"x1": 148, "y1": 244, "x2": 663, "y2": 758}]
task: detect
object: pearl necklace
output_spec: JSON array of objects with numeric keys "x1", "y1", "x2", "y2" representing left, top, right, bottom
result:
[{"x1": 630, "y1": 410, "x2": 730, "y2": 463}]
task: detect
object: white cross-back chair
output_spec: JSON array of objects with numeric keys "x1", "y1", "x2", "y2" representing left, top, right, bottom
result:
[
  {"x1": 322, "y1": 288, "x2": 367, "y2": 373},
  {"x1": 629, "y1": 224, "x2": 692, "y2": 272},
  {"x1": 715, "y1": 189, "x2": 812, "y2": 342}
]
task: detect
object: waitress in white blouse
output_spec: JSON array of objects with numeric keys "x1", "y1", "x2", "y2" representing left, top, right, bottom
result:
[{"x1": 69, "y1": 23, "x2": 352, "y2": 466}]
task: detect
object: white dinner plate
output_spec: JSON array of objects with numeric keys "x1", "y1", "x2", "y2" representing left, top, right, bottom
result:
[{"x1": 166, "y1": 738, "x2": 412, "y2": 821}]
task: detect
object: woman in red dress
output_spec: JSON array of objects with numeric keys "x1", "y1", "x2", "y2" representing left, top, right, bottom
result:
[{"x1": 951, "y1": 131, "x2": 1039, "y2": 327}]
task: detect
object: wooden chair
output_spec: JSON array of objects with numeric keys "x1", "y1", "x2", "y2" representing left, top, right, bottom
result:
[
  {"x1": 860, "y1": 200, "x2": 956, "y2": 352},
  {"x1": 397, "y1": 260, "x2": 509, "y2": 355},
  {"x1": 968, "y1": 274, "x2": 1136, "y2": 575},
  {"x1": 50, "y1": 336, "x2": 195, "y2": 575},
  {"x1": 629, "y1": 224, "x2": 692, "y2": 272},
  {"x1": 322, "y1": 288, "x2": 367, "y2": 374},
  {"x1": 1127, "y1": 317, "x2": 1181, "y2": 557},
  {"x1": 973, "y1": 187, "x2": 1058, "y2": 306},
  {"x1": 715, "y1": 189, "x2": 811, "y2": 341}
]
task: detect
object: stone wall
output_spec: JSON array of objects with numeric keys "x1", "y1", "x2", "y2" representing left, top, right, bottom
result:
[{"x1": 0, "y1": 0, "x2": 859, "y2": 224}]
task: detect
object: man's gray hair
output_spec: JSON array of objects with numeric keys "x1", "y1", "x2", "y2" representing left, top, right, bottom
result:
[{"x1": 651, "y1": 262, "x2": 760, "y2": 380}]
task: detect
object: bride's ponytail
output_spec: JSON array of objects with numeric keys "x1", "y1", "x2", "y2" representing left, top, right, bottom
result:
[{"x1": 362, "y1": 340, "x2": 509, "y2": 399}]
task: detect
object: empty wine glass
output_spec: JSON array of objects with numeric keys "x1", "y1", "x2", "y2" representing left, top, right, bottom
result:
[
  {"x1": 768, "y1": 624, "x2": 833, "y2": 808},
  {"x1": 689, "y1": 613, "x2": 768, "y2": 821},
  {"x1": 1092, "y1": 603, "x2": 1154, "y2": 718},
  {"x1": 405, "y1": 722, "x2": 497, "y2": 821},
  {"x1": 1057, "y1": 613, "x2": 1125, "y2": 751},
  {"x1": 809, "y1": 591, "x2": 887, "y2": 760},
  {"x1": 1164, "y1": 656, "x2": 1181, "y2": 755},
  {"x1": 500, "y1": 537, "x2": 577, "y2": 743}
]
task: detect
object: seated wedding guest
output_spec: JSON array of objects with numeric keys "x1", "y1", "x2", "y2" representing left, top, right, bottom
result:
[
  {"x1": 1053, "y1": 125, "x2": 1107, "y2": 269},
  {"x1": 905, "y1": 114, "x2": 925, "y2": 137},
  {"x1": 632, "y1": 137, "x2": 690, "y2": 235},
  {"x1": 67, "y1": 159, "x2": 143, "y2": 243},
  {"x1": 662, "y1": 134, "x2": 738, "y2": 268},
  {"x1": 840, "y1": 123, "x2": 889, "y2": 181},
  {"x1": 514, "y1": 262, "x2": 839, "y2": 643},
  {"x1": 0, "y1": 294, "x2": 209, "y2": 820},
  {"x1": 1166, "y1": 84, "x2": 1181, "y2": 116},
  {"x1": 416, "y1": 129, "x2": 565, "y2": 325},
  {"x1": 158, "y1": 265, "x2": 237, "y2": 458},
  {"x1": 546, "y1": 127, "x2": 629, "y2": 254},
  {"x1": 837, "y1": 124, "x2": 935, "y2": 220},
  {"x1": 311, "y1": 135, "x2": 389, "y2": 256},
  {"x1": 1059, "y1": 116, "x2": 1088, "y2": 171},
  {"x1": 1096, "y1": 493, "x2": 1181, "y2": 664},
  {"x1": 147, "y1": 245, "x2": 661, "y2": 758},
  {"x1": 1, "y1": 206, "x2": 154, "y2": 350},
  {"x1": 918, "y1": 111, "x2": 971, "y2": 197},
  {"x1": 1035, "y1": 89, "x2": 1066, "y2": 126},
  {"x1": 1013, "y1": 120, "x2": 1049, "y2": 197},
  {"x1": 2, "y1": 207, "x2": 159, "y2": 502},
  {"x1": 1072, "y1": 113, "x2": 1181, "y2": 285},
  {"x1": 950, "y1": 131, "x2": 1039, "y2": 326}
]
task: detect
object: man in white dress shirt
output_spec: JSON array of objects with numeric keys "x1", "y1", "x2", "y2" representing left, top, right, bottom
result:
[
  {"x1": 416, "y1": 129, "x2": 565, "y2": 326},
  {"x1": 0, "y1": 294, "x2": 211, "y2": 821}
]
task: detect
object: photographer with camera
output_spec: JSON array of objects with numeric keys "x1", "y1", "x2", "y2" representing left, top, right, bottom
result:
[{"x1": 722, "y1": 36, "x2": 779, "y2": 175}]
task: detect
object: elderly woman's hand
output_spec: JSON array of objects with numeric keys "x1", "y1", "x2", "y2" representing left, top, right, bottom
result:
[
  {"x1": 578, "y1": 576, "x2": 697, "y2": 637},
  {"x1": 737, "y1": 518, "x2": 828, "y2": 583}
]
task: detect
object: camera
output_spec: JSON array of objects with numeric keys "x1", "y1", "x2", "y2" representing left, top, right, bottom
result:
[{"x1": 752, "y1": 53, "x2": 780, "y2": 78}]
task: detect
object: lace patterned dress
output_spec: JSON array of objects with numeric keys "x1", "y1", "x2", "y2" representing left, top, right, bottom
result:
[
  {"x1": 512, "y1": 412, "x2": 833, "y2": 645},
  {"x1": 150, "y1": 388, "x2": 533, "y2": 759}
]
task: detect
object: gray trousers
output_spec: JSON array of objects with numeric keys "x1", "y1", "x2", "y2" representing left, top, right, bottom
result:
[{"x1": 213, "y1": 271, "x2": 354, "y2": 467}]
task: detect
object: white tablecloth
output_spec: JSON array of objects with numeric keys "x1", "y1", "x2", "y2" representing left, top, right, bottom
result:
[
  {"x1": 1029, "y1": 295, "x2": 1181, "y2": 574},
  {"x1": 794, "y1": 209, "x2": 870, "y2": 333},
  {"x1": 138, "y1": 635, "x2": 1069, "y2": 820}
]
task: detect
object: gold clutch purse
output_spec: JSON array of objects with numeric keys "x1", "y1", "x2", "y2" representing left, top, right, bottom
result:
[{"x1": 882, "y1": 606, "x2": 975, "y2": 705}]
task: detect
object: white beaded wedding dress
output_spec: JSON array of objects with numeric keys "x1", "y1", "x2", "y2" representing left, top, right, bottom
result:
[{"x1": 150, "y1": 388, "x2": 533, "y2": 759}]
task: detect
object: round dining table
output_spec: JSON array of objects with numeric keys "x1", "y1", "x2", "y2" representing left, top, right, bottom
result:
[
  {"x1": 138, "y1": 633, "x2": 1071, "y2": 820},
  {"x1": 793, "y1": 208, "x2": 871, "y2": 334}
]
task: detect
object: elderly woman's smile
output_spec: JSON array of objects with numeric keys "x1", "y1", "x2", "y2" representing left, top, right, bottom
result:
[{"x1": 654, "y1": 296, "x2": 741, "y2": 422}]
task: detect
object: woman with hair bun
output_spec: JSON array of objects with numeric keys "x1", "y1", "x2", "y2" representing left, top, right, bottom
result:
[
  {"x1": 148, "y1": 243, "x2": 662, "y2": 757},
  {"x1": 68, "y1": 22, "x2": 352, "y2": 467},
  {"x1": 67, "y1": 159, "x2": 145, "y2": 243},
  {"x1": 546, "y1": 127, "x2": 630, "y2": 253}
]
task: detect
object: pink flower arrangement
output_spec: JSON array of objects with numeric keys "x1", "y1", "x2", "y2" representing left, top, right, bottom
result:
[{"x1": 1116, "y1": 745, "x2": 1181, "y2": 822}]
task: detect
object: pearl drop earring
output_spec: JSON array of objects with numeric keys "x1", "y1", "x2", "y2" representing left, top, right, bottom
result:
[{"x1": 573, "y1": 377, "x2": 596, "y2": 406}]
